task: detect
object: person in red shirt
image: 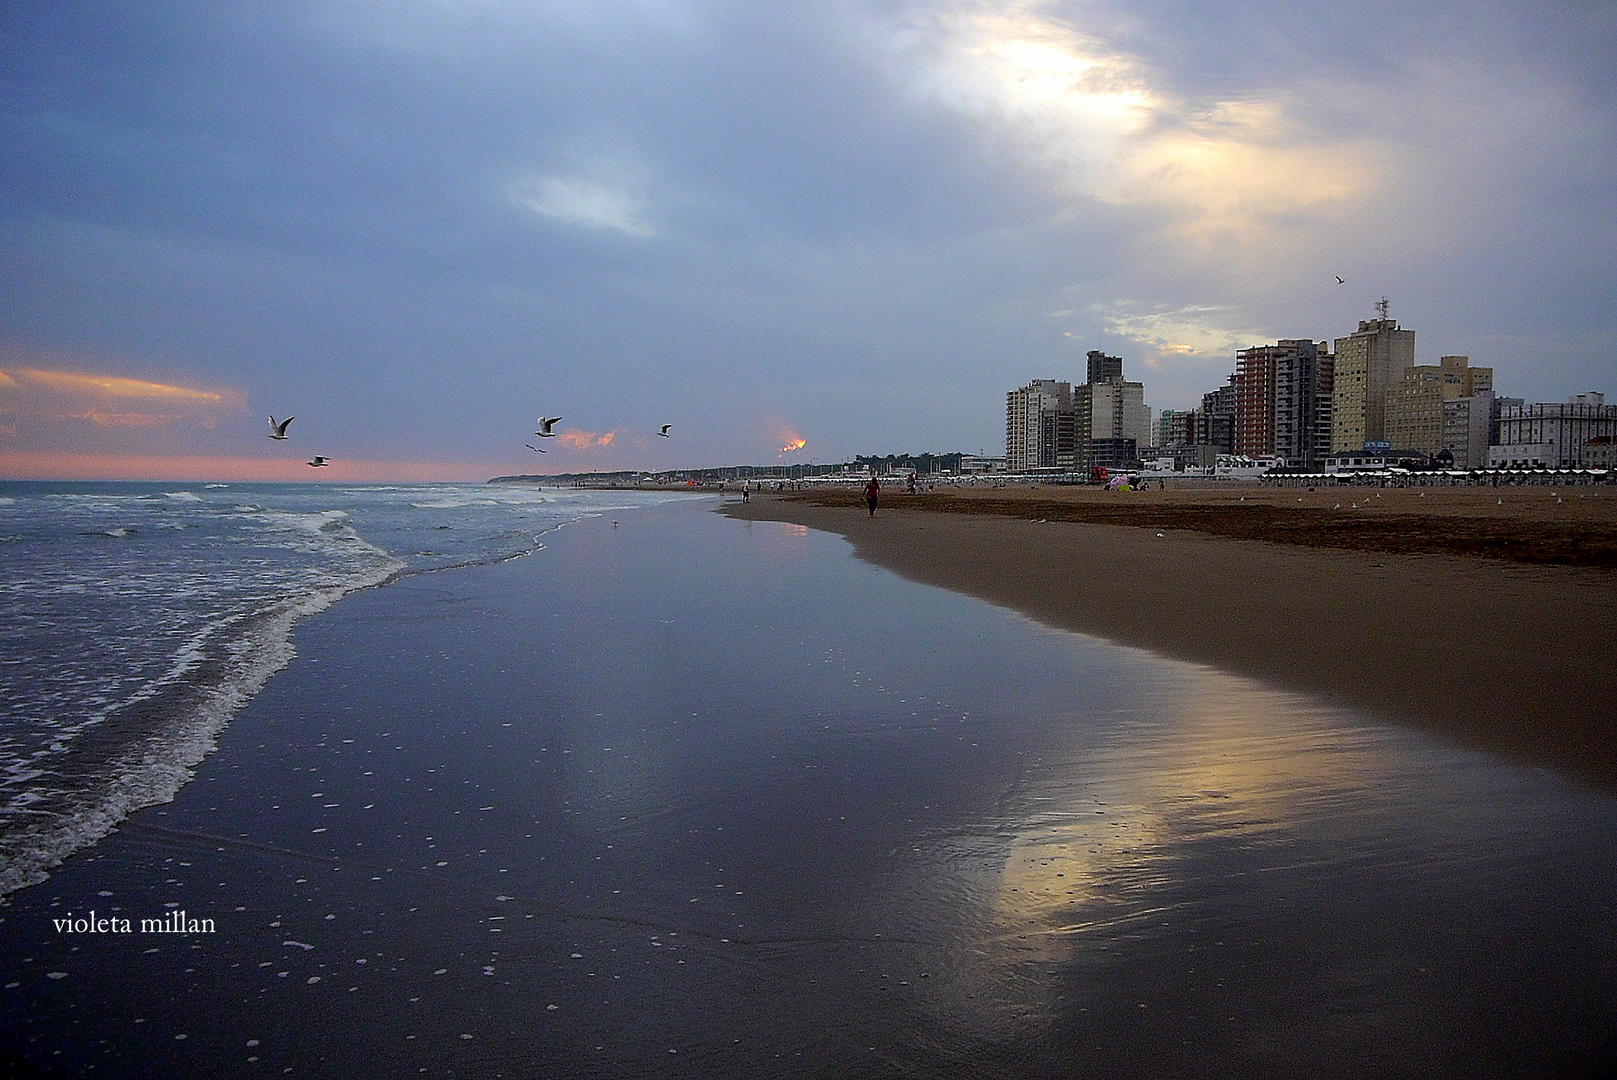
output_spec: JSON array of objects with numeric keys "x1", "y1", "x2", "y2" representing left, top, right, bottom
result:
[{"x1": 863, "y1": 478, "x2": 880, "y2": 517}]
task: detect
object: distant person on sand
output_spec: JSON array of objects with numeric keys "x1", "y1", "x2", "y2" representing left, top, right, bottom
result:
[{"x1": 864, "y1": 478, "x2": 880, "y2": 517}]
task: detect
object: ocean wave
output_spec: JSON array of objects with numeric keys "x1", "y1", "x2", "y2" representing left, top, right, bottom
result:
[
  {"x1": 0, "y1": 482, "x2": 681, "y2": 899},
  {"x1": 408, "y1": 498, "x2": 501, "y2": 509},
  {"x1": 0, "y1": 555, "x2": 402, "y2": 899}
]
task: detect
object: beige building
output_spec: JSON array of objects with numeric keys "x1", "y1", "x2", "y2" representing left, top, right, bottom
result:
[
  {"x1": 1384, "y1": 355, "x2": 1493, "y2": 458},
  {"x1": 1005, "y1": 380, "x2": 1075, "y2": 471},
  {"x1": 1074, "y1": 377, "x2": 1150, "y2": 467},
  {"x1": 1331, "y1": 312, "x2": 1415, "y2": 452},
  {"x1": 1442, "y1": 391, "x2": 1497, "y2": 469}
]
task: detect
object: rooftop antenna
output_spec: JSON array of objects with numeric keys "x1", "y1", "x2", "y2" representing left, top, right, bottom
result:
[{"x1": 1375, "y1": 296, "x2": 1391, "y2": 321}]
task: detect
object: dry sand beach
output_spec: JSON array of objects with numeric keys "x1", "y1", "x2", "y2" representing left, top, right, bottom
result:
[{"x1": 722, "y1": 484, "x2": 1617, "y2": 792}]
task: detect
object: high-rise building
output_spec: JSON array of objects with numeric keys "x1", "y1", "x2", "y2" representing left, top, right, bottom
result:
[
  {"x1": 1235, "y1": 341, "x2": 1333, "y2": 466},
  {"x1": 1005, "y1": 380, "x2": 1075, "y2": 471},
  {"x1": 1278, "y1": 343, "x2": 1334, "y2": 467},
  {"x1": 1385, "y1": 355, "x2": 1493, "y2": 458},
  {"x1": 1072, "y1": 353, "x2": 1149, "y2": 468},
  {"x1": 1156, "y1": 408, "x2": 1194, "y2": 449},
  {"x1": 1331, "y1": 306, "x2": 1415, "y2": 452},
  {"x1": 1086, "y1": 350, "x2": 1123, "y2": 385},
  {"x1": 1200, "y1": 379, "x2": 1236, "y2": 454},
  {"x1": 1233, "y1": 347, "x2": 1278, "y2": 458},
  {"x1": 1005, "y1": 351, "x2": 1151, "y2": 471},
  {"x1": 1442, "y1": 390, "x2": 1495, "y2": 469}
]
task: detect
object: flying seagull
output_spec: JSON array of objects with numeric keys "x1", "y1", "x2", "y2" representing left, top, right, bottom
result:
[
  {"x1": 1335, "y1": 276, "x2": 1345, "y2": 284},
  {"x1": 525, "y1": 443, "x2": 547, "y2": 453},
  {"x1": 535, "y1": 416, "x2": 561, "y2": 437},
  {"x1": 268, "y1": 416, "x2": 294, "y2": 439},
  {"x1": 658, "y1": 424, "x2": 672, "y2": 437},
  {"x1": 307, "y1": 456, "x2": 330, "y2": 467}
]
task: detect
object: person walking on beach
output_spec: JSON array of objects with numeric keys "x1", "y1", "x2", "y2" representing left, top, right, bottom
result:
[{"x1": 864, "y1": 477, "x2": 880, "y2": 517}]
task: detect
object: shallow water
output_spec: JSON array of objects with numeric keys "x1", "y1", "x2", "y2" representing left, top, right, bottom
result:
[
  {"x1": 2, "y1": 496, "x2": 1613, "y2": 1078},
  {"x1": 0, "y1": 481, "x2": 691, "y2": 897}
]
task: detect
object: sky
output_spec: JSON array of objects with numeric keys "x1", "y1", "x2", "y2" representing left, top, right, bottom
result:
[{"x1": 3, "y1": 0, "x2": 1615, "y2": 481}]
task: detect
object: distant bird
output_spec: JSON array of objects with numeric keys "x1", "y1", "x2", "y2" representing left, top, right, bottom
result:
[
  {"x1": 535, "y1": 416, "x2": 561, "y2": 437},
  {"x1": 1334, "y1": 503, "x2": 1341, "y2": 509},
  {"x1": 307, "y1": 456, "x2": 330, "y2": 467},
  {"x1": 525, "y1": 443, "x2": 547, "y2": 453},
  {"x1": 268, "y1": 416, "x2": 294, "y2": 439},
  {"x1": 658, "y1": 424, "x2": 672, "y2": 437},
  {"x1": 1335, "y1": 276, "x2": 1345, "y2": 284}
]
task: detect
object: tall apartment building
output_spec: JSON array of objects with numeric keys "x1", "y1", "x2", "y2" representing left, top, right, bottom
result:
[
  {"x1": 1200, "y1": 379, "x2": 1236, "y2": 454},
  {"x1": 1331, "y1": 310, "x2": 1415, "y2": 452},
  {"x1": 1441, "y1": 390, "x2": 1496, "y2": 469},
  {"x1": 1086, "y1": 349, "x2": 1123, "y2": 385},
  {"x1": 1005, "y1": 380, "x2": 1075, "y2": 471},
  {"x1": 1384, "y1": 355, "x2": 1493, "y2": 458},
  {"x1": 1233, "y1": 339, "x2": 1334, "y2": 466},
  {"x1": 1490, "y1": 392, "x2": 1617, "y2": 467},
  {"x1": 1156, "y1": 408, "x2": 1194, "y2": 449},
  {"x1": 1076, "y1": 378, "x2": 1150, "y2": 468},
  {"x1": 1233, "y1": 348, "x2": 1277, "y2": 458}
]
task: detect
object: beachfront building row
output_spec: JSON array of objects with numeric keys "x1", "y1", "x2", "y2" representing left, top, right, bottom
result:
[
  {"x1": 1168, "y1": 308, "x2": 1519, "y2": 470},
  {"x1": 1005, "y1": 351, "x2": 1149, "y2": 472},
  {"x1": 1006, "y1": 311, "x2": 1612, "y2": 475},
  {"x1": 1234, "y1": 339, "x2": 1335, "y2": 468}
]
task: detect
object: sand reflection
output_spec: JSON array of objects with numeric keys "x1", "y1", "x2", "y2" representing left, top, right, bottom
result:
[{"x1": 929, "y1": 655, "x2": 1433, "y2": 1029}]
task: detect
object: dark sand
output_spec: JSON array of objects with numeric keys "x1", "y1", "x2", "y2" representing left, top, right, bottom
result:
[{"x1": 722, "y1": 485, "x2": 1617, "y2": 792}]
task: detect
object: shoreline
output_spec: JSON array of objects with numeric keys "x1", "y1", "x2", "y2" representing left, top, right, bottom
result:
[{"x1": 720, "y1": 489, "x2": 1617, "y2": 793}]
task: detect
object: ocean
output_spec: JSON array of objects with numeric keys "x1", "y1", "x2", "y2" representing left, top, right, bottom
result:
[
  {"x1": 1, "y1": 489, "x2": 1613, "y2": 1078},
  {"x1": 0, "y1": 480, "x2": 692, "y2": 898}
]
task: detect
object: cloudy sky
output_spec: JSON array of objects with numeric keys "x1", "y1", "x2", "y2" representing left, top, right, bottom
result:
[{"x1": 3, "y1": 0, "x2": 1614, "y2": 480}]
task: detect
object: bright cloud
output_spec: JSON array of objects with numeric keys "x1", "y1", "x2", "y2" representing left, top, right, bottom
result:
[
  {"x1": 869, "y1": 3, "x2": 1381, "y2": 241},
  {"x1": 1095, "y1": 303, "x2": 1276, "y2": 361},
  {"x1": 508, "y1": 173, "x2": 657, "y2": 237},
  {"x1": 0, "y1": 366, "x2": 249, "y2": 431},
  {"x1": 556, "y1": 429, "x2": 619, "y2": 448}
]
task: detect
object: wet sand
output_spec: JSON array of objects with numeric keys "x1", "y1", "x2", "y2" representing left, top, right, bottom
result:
[
  {"x1": 4, "y1": 497, "x2": 1615, "y2": 1078},
  {"x1": 722, "y1": 486, "x2": 1617, "y2": 792}
]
